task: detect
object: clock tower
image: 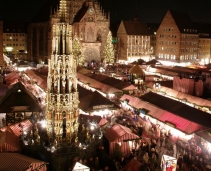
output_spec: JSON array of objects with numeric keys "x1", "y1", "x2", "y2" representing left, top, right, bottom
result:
[{"x1": 46, "y1": 0, "x2": 79, "y2": 144}]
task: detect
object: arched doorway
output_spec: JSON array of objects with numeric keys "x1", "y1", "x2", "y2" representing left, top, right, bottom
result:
[{"x1": 84, "y1": 48, "x2": 100, "y2": 62}]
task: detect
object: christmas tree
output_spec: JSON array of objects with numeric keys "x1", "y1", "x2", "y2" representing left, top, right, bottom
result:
[
  {"x1": 72, "y1": 35, "x2": 84, "y2": 66},
  {"x1": 103, "y1": 31, "x2": 115, "y2": 64}
]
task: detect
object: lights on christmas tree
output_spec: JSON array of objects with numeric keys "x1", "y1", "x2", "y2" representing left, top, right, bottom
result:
[
  {"x1": 72, "y1": 35, "x2": 84, "y2": 66},
  {"x1": 103, "y1": 31, "x2": 115, "y2": 64}
]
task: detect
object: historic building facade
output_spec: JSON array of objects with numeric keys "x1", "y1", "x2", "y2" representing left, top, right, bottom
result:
[
  {"x1": 3, "y1": 22, "x2": 27, "y2": 60},
  {"x1": 45, "y1": 0, "x2": 79, "y2": 144},
  {"x1": 27, "y1": 0, "x2": 110, "y2": 64},
  {"x1": 0, "y1": 21, "x2": 3, "y2": 67},
  {"x1": 117, "y1": 18, "x2": 151, "y2": 63},
  {"x1": 196, "y1": 23, "x2": 211, "y2": 64},
  {"x1": 72, "y1": 1, "x2": 110, "y2": 62},
  {"x1": 155, "y1": 10, "x2": 199, "y2": 63}
]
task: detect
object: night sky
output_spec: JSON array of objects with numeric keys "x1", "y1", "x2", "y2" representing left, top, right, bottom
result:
[{"x1": 0, "y1": 0, "x2": 211, "y2": 24}]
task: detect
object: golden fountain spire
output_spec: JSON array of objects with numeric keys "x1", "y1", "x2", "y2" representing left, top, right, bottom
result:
[{"x1": 59, "y1": 0, "x2": 67, "y2": 22}]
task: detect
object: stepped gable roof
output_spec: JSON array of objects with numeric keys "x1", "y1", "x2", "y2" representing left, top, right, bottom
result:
[
  {"x1": 0, "y1": 82, "x2": 42, "y2": 113},
  {"x1": 73, "y1": 3, "x2": 89, "y2": 22},
  {"x1": 123, "y1": 20, "x2": 151, "y2": 35},
  {"x1": 140, "y1": 92, "x2": 211, "y2": 128},
  {"x1": 169, "y1": 10, "x2": 197, "y2": 34}
]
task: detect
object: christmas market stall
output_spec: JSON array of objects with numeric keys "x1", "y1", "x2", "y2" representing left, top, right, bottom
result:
[
  {"x1": 4, "y1": 71, "x2": 20, "y2": 85},
  {"x1": 72, "y1": 162, "x2": 90, "y2": 171},
  {"x1": 160, "y1": 154, "x2": 177, "y2": 171},
  {"x1": 0, "y1": 153, "x2": 47, "y2": 171},
  {"x1": 0, "y1": 128, "x2": 21, "y2": 152},
  {"x1": 0, "y1": 82, "x2": 42, "y2": 125},
  {"x1": 78, "y1": 85, "x2": 120, "y2": 116},
  {"x1": 77, "y1": 72, "x2": 123, "y2": 96},
  {"x1": 104, "y1": 124, "x2": 139, "y2": 157},
  {"x1": 0, "y1": 119, "x2": 32, "y2": 152}
]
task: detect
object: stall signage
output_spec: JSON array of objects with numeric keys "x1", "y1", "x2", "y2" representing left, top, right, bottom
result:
[
  {"x1": 93, "y1": 104, "x2": 114, "y2": 109},
  {"x1": 11, "y1": 106, "x2": 29, "y2": 111}
]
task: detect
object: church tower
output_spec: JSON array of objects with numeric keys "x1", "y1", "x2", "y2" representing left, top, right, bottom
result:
[{"x1": 46, "y1": 0, "x2": 79, "y2": 144}]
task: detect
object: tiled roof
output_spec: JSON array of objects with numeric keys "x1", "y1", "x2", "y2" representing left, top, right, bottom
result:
[
  {"x1": 169, "y1": 10, "x2": 197, "y2": 34},
  {"x1": 194, "y1": 22, "x2": 211, "y2": 38},
  {"x1": 73, "y1": 3, "x2": 89, "y2": 22},
  {"x1": 123, "y1": 20, "x2": 151, "y2": 35}
]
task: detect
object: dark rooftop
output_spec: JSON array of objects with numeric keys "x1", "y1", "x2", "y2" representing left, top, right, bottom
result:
[{"x1": 140, "y1": 91, "x2": 211, "y2": 128}]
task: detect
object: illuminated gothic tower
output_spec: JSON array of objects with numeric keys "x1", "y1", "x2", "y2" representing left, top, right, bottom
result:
[{"x1": 46, "y1": 0, "x2": 79, "y2": 144}]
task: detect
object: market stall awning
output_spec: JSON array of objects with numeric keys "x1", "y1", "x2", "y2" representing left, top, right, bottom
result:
[
  {"x1": 8, "y1": 119, "x2": 32, "y2": 137},
  {"x1": 25, "y1": 69, "x2": 47, "y2": 91},
  {"x1": 0, "y1": 153, "x2": 47, "y2": 171},
  {"x1": 122, "y1": 84, "x2": 137, "y2": 91},
  {"x1": 4, "y1": 71, "x2": 20, "y2": 85},
  {"x1": 0, "y1": 119, "x2": 32, "y2": 136},
  {"x1": 120, "y1": 94, "x2": 207, "y2": 134},
  {"x1": 98, "y1": 118, "x2": 108, "y2": 126},
  {"x1": 146, "y1": 82, "x2": 211, "y2": 110},
  {"x1": 140, "y1": 92, "x2": 211, "y2": 128},
  {"x1": 195, "y1": 129, "x2": 211, "y2": 143},
  {"x1": 104, "y1": 124, "x2": 139, "y2": 142},
  {"x1": 0, "y1": 130, "x2": 21, "y2": 152}
]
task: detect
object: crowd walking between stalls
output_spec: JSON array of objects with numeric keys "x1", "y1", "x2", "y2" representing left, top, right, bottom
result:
[{"x1": 105, "y1": 107, "x2": 211, "y2": 171}]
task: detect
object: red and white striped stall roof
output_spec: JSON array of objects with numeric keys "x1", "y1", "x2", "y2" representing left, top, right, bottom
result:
[
  {"x1": 104, "y1": 124, "x2": 139, "y2": 157},
  {"x1": 104, "y1": 124, "x2": 139, "y2": 142},
  {"x1": 0, "y1": 130, "x2": 21, "y2": 152},
  {"x1": 120, "y1": 94, "x2": 206, "y2": 134},
  {"x1": 98, "y1": 118, "x2": 108, "y2": 126},
  {"x1": 8, "y1": 120, "x2": 32, "y2": 137},
  {"x1": 0, "y1": 153, "x2": 47, "y2": 171}
]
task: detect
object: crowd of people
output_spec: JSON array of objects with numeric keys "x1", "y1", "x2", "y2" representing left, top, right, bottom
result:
[{"x1": 71, "y1": 107, "x2": 211, "y2": 171}]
